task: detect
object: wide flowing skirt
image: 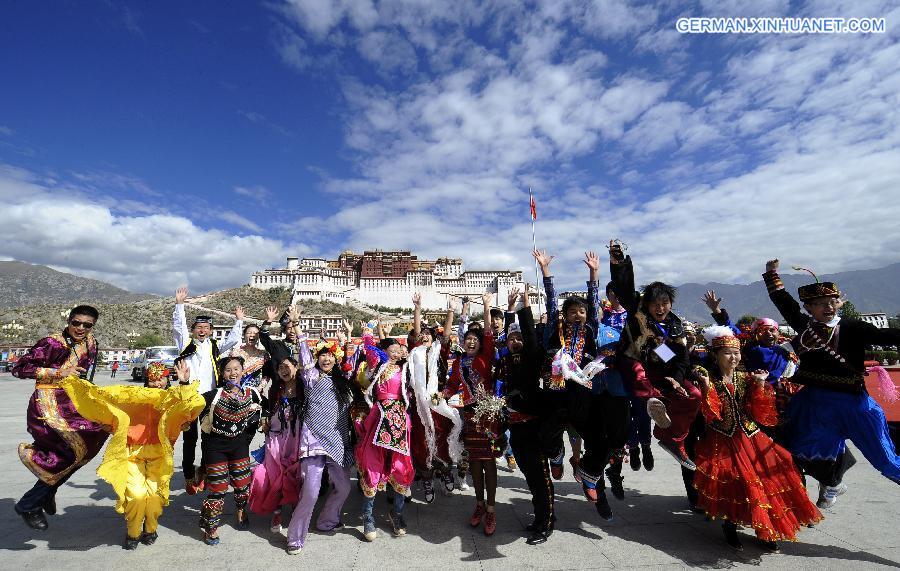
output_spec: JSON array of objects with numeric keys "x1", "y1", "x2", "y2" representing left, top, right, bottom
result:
[{"x1": 694, "y1": 429, "x2": 822, "y2": 542}]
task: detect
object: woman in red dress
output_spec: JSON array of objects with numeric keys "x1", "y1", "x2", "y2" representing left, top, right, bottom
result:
[{"x1": 693, "y1": 326, "x2": 822, "y2": 552}]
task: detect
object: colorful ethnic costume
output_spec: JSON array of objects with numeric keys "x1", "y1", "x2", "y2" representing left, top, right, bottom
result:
[
  {"x1": 13, "y1": 332, "x2": 110, "y2": 522},
  {"x1": 356, "y1": 345, "x2": 414, "y2": 494},
  {"x1": 611, "y1": 254, "x2": 699, "y2": 469},
  {"x1": 499, "y1": 307, "x2": 556, "y2": 544},
  {"x1": 355, "y1": 339, "x2": 414, "y2": 537},
  {"x1": 198, "y1": 383, "x2": 262, "y2": 539},
  {"x1": 173, "y1": 304, "x2": 243, "y2": 481},
  {"x1": 407, "y1": 338, "x2": 463, "y2": 487},
  {"x1": 541, "y1": 273, "x2": 629, "y2": 510},
  {"x1": 693, "y1": 328, "x2": 822, "y2": 543},
  {"x1": 764, "y1": 269, "x2": 900, "y2": 486},
  {"x1": 59, "y1": 375, "x2": 205, "y2": 544},
  {"x1": 285, "y1": 338, "x2": 355, "y2": 552},
  {"x1": 445, "y1": 326, "x2": 501, "y2": 462}
]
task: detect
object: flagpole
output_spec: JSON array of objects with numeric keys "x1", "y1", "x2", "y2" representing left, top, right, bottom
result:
[{"x1": 529, "y1": 187, "x2": 544, "y2": 311}]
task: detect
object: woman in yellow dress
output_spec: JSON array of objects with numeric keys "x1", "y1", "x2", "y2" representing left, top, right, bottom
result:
[{"x1": 60, "y1": 360, "x2": 205, "y2": 550}]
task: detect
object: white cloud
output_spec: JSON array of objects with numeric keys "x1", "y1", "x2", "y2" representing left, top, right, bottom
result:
[
  {"x1": 0, "y1": 165, "x2": 307, "y2": 295},
  {"x1": 0, "y1": 125, "x2": 13, "y2": 136},
  {"x1": 265, "y1": 0, "x2": 900, "y2": 291},
  {"x1": 233, "y1": 185, "x2": 274, "y2": 203}
]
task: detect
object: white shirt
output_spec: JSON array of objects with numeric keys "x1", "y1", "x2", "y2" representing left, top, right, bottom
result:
[{"x1": 173, "y1": 304, "x2": 242, "y2": 393}]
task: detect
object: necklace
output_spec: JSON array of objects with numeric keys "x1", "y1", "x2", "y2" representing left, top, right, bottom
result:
[{"x1": 798, "y1": 323, "x2": 846, "y2": 365}]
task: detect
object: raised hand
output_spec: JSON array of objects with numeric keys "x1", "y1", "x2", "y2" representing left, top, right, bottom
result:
[
  {"x1": 702, "y1": 290, "x2": 722, "y2": 314},
  {"x1": 532, "y1": 248, "x2": 554, "y2": 269},
  {"x1": 175, "y1": 287, "x2": 188, "y2": 304},
  {"x1": 343, "y1": 319, "x2": 353, "y2": 337},
  {"x1": 481, "y1": 291, "x2": 493, "y2": 311},
  {"x1": 583, "y1": 250, "x2": 600, "y2": 271},
  {"x1": 174, "y1": 359, "x2": 191, "y2": 383},
  {"x1": 765, "y1": 259, "x2": 779, "y2": 272},
  {"x1": 507, "y1": 287, "x2": 520, "y2": 311},
  {"x1": 692, "y1": 366, "x2": 710, "y2": 385},
  {"x1": 287, "y1": 305, "x2": 300, "y2": 323},
  {"x1": 412, "y1": 292, "x2": 422, "y2": 307},
  {"x1": 522, "y1": 284, "x2": 531, "y2": 308},
  {"x1": 265, "y1": 305, "x2": 279, "y2": 322},
  {"x1": 447, "y1": 296, "x2": 461, "y2": 314},
  {"x1": 234, "y1": 306, "x2": 245, "y2": 321},
  {"x1": 608, "y1": 240, "x2": 624, "y2": 264}
]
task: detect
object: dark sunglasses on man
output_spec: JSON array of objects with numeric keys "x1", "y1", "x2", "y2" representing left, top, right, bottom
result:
[{"x1": 69, "y1": 319, "x2": 95, "y2": 329}]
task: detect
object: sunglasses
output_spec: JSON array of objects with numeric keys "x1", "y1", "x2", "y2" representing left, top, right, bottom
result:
[{"x1": 69, "y1": 319, "x2": 95, "y2": 329}]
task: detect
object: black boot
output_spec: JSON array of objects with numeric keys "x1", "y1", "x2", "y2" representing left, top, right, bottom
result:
[
  {"x1": 526, "y1": 518, "x2": 554, "y2": 545},
  {"x1": 722, "y1": 521, "x2": 743, "y2": 551},
  {"x1": 43, "y1": 493, "x2": 57, "y2": 516},
  {"x1": 123, "y1": 536, "x2": 140, "y2": 550},
  {"x1": 18, "y1": 508, "x2": 48, "y2": 531},
  {"x1": 140, "y1": 531, "x2": 158, "y2": 545},
  {"x1": 641, "y1": 444, "x2": 655, "y2": 471},
  {"x1": 606, "y1": 464, "x2": 625, "y2": 500},
  {"x1": 595, "y1": 488, "x2": 613, "y2": 521},
  {"x1": 629, "y1": 446, "x2": 642, "y2": 471}
]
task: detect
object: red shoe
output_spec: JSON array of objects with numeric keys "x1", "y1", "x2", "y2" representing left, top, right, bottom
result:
[
  {"x1": 581, "y1": 481, "x2": 598, "y2": 503},
  {"x1": 186, "y1": 476, "x2": 206, "y2": 495},
  {"x1": 484, "y1": 511, "x2": 497, "y2": 536},
  {"x1": 569, "y1": 456, "x2": 582, "y2": 483},
  {"x1": 469, "y1": 503, "x2": 486, "y2": 527},
  {"x1": 550, "y1": 463, "x2": 563, "y2": 480}
]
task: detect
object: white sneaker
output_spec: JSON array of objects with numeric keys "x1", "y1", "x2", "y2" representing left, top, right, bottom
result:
[
  {"x1": 647, "y1": 398, "x2": 672, "y2": 429},
  {"x1": 455, "y1": 473, "x2": 470, "y2": 491},
  {"x1": 270, "y1": 511, "x2": 282, "y2": 534},
  {"x1": 817, "y1": 482, "x2": 847, "y2": 509},
  {"x1": 286, "y1": 546, "x2": 302, "y2": 555}
]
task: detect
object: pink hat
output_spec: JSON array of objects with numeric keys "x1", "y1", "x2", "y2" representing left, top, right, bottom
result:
[{"x1": 751, "y1": 318, "x2": 779, "y2": 333}]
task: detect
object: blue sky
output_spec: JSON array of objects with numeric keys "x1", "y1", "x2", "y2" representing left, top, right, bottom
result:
[{"x1": 1, "y1": 1, "x2": 899, "y2": 295}]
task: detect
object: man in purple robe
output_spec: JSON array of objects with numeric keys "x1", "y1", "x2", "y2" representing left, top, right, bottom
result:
[{"x1": 13, "y1": 305, "x2": 110, "y2": 530}]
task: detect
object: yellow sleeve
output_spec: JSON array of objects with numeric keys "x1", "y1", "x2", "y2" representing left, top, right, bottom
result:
[
  {"x1": 58, "y1": 376, "x2": 131, "y2": 513},
  {"x1": 158, "y1": 382, "x2": 206, "y2": 444}
]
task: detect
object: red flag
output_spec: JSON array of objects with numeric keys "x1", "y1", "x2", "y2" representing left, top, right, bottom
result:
[{"x1": 529, "y1": 191, "x2": 537, "y2": 221}]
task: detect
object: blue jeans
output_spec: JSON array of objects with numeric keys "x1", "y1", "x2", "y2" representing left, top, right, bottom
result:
[{"x1": 363, "y1": 490, "x2": 405, "y2": 524}]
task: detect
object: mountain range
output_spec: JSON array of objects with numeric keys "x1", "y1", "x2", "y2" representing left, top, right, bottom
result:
[
  {"x1": 1, "y1": 260, "x2": 898, "y2": 329},
  {"x1": 0, "y1": 261, "x2": 156, "y2": 308},
  {"x1": 672, "y1": 263, "x2": 900, "y2": 322}
]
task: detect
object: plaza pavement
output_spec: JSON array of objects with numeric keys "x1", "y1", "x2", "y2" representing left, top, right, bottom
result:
[{"x1": 1, "y1": 370, "x2": 898, "y2": 570}]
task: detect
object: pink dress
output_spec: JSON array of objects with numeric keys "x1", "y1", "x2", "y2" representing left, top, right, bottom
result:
[
  {"x1": 248, "y1": 391, "x2": 301, "y2": 514},
  {"x1": 355, "y1": 363, "x2": 414, "y2": 496}
]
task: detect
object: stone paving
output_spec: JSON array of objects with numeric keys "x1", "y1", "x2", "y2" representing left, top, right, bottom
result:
[{"x1": 1, "y1": 371, "x2": 898, "y2": 570}]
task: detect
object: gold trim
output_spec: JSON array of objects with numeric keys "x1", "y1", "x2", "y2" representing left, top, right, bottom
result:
[{"x1": 19, "y1": 388, "x2": 89, "y2": 486}]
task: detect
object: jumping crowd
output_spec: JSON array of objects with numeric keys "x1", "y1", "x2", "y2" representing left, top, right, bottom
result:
[{"x1": 11, "y1": 242, "x2": 900, "y2": 555}]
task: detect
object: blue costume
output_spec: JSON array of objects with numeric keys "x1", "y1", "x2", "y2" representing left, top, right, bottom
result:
[{"x1": 764, "y1": 269, "x2": 900, "y2": 486}]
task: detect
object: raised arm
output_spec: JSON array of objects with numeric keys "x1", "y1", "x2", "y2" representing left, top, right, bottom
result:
[
  {"x1": 457, "y1": 297, "x2": 470, "y2": 340},
  {"x1": 220, "y1": 306, "x2": 245, "y2": 353},
  {"x1": 762, "y1": 259, "x2": 809, "y2": 332},
  {"x1": 584, "y1": 251, "x2": 601, "y2": 332},
  {"x1": 533, "y1": 249, "x2": 558, "y2": 343},
  {"x1": 173, "y1": 287, "x2": 189, "y2": 350},
  {"x1": 443, "y1": 296, "x2": 458, "y2": 345},
  {"x1": 704, "y1": 291, "x2": 740, "y2": 335},
  {"x1": 480, "y1": 292, "x2": 496, "y2": 359},
  {"x1": 608, "y1": 241, "x2": 639, "y2": 315},
  {"x1": 412, "y1": 293, "x2": 422, "y2": 338}
]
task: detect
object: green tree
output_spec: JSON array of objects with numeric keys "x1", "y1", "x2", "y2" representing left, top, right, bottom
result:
[
  {"x1": 888, "y1": 314, "x2": 900, "y2": 329},
  {"x1": 840, "y1": 300, "x2": 860, "y2": 319},
  {"x1": 132, "y1": 332, "x2": 167, "y2": 348},
  {"x1": 737, "y1": 314, "x2": 758, "y2": 330}
]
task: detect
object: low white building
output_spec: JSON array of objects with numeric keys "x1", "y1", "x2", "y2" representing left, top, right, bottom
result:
[
  {"x1": 251, "y1": 250, "x2": 538, "y2": 310},
  {"x1": 859, "y1": 312, "x2": 889, "y2": 329}
]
